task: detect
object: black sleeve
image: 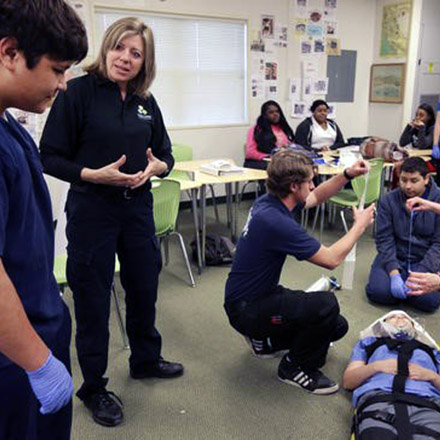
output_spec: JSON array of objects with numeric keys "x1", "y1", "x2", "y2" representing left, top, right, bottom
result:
[
  {"x1": 399, "y1": 124, "x2": 414, "y2": 147},
  {"x1": 413, "y1": 125, "x2": 433, "y2": 149},
  {"x1": 149, "y1": 95, "x2": 174, "y2": 176},
  {"x1": 330, "y1": 121, "x2": 345, "y2": 150},
  {"x1": 294, "y1": 119, "x2": 311, "y2": 148},
  {"x1": 40, "y1": 78, "x2": 87, "y2": 183}
]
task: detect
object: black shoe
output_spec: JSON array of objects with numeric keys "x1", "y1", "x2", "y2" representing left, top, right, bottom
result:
[
  {"x1": 130, "y1": 359, "x2": 184, "y2": 379},
  {"x1": 278, "y1": 355, "x2": 339, "y2": 395},
  {"x1": 244, "y1": 336, "x2": 288, "y2": 359},
  {"x1": 83, "y1": 390, "x2": 123, "y2": 427}
]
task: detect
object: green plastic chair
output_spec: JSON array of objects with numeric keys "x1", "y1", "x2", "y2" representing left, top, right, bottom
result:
[
  {"x1": 152, "y1": 179, "x2": 196, "y2": 287},
  {"x1": 331, "y1": 158, "x2": 384, "y2": 207},
  {"x1": 170, "y1": 143, "x2": 219, "y2": 221},
  {"x1": 312, "y1": 158, "x2": 384, "y2": 236},
  {"x1": 53, "y1": 253, "x2": 129, "y2": 349}
]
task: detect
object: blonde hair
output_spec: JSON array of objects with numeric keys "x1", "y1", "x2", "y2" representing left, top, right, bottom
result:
[{"x1": 86, "y1": 17, "x2": 156, "y2": 97}]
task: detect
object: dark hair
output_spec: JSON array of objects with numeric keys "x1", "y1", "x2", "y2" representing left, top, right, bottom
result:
[
  {"x1": 254, "y1": 100, "x2": 295, "y2": 152},
  {"x1": 0, "y1": 0, "x2": 88, "y2": 69},
  {"x1": 417, "y1": 103, "x2": 435, "y2": 128},
  {"x1": 400, "y1": 157, "x2": 430, "y2": 177},
  {"x1": 266, "y1": 150, "x2": 315, "y2": 199},
  {"x1": 310, "y1": 99, "x2": 329, "y2": 113}
]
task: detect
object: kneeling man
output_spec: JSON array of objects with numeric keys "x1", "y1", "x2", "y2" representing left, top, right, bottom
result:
[
  {"x1": 366, "y1": 157, "x2": 440, "y2": 312},
  {"x1": 224, "y1": 150, "x2": 374, "y2": 394}
]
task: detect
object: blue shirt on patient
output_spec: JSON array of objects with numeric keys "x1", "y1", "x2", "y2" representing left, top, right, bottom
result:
[
  {"x1": 225, "y1": 193, "x2": 320, "y2": 304},
  {"x1": 350, "y1": 336, "x2": 440, "y2": 406}
]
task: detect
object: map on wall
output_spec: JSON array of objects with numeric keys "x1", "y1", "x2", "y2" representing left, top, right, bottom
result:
[{"x1": 380, "y1": 2, "x2": 411, "y2": 58}]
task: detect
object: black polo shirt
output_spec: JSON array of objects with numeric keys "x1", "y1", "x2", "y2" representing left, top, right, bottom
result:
[
  {"x1": 40, "y1": 74, "x2": 174, "y2": 186},
  {"x1": 0, "y1": 112, "x2": 64, "y2": 368}
]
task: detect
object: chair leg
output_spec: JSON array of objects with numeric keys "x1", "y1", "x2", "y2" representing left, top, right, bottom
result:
[
  {"x1": 208, "y1": 184, "x2": 220, "y2": 221},
  {"x1": 171, "y1": 232, "x2": 196, "y2": 287},
  {"x1": 311, "y1": 205, "x2": 320, "y2": 233},
  {"x1": 111, "y1": 283, "x2": 129, "y2": 349},
  {"x1": 164, "y1": 236, "x2": 169, "y2": 266}
]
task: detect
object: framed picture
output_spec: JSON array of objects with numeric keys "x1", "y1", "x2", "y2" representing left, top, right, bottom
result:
[{"x1": 369, "y1": 63, "x2": 405, "y2": 103}]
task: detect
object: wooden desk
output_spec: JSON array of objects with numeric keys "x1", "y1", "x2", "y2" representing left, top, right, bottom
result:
[{"x1": 173, "y1": 160, "x2": 267, "y2": 265}]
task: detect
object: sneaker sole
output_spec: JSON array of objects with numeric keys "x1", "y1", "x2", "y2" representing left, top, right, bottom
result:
[
  {"x1": 92, "y1": 414, "x2": 123, "y2": 427},
  {"x1": 243, "y1": 338, "x2": 289, "y2": 359},
  {"x1": 278, "y1": 376, "x2": 339, "y2": 395}
]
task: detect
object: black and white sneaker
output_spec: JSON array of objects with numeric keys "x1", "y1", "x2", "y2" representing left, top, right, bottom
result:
[
  {"x1": 278, "y1": 355, "x2": 339, "y2": 395},
  {"x1": 244, "y1": 336, "x2": 288, "y2": 359}
]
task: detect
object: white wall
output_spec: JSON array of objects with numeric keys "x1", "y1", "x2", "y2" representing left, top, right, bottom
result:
[{"x1": 80, "y1": 0, "x2": 376, "y2": 164}]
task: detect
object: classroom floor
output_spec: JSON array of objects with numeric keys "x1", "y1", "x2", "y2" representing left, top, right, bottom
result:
[{"x1": 65, "y1": 199, "x2": 440, "y2": 440}]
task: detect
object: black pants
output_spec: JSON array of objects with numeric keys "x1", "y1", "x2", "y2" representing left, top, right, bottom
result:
[
  {"x1": 0, "y1": 304, "x2": 72, "y2": 440},
  {"x1": 66, "y1": 189, "x2": 162, "y2": 399},
  {"x1": 225, "y1": 286, "x2": 348, "y2": 369}
]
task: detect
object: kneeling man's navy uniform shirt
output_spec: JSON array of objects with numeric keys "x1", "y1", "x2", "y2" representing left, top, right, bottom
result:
[
  {"x1": 0, "y1": 112, "x2": 64, "y2": 368},
  {"x1": 225, "y1": 193, "x2": 321, "y2": 305}
]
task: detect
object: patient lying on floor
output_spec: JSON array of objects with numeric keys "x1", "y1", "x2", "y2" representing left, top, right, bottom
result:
[{"x1": 343, "y1": 311, "x2": 440, "y2": 440}]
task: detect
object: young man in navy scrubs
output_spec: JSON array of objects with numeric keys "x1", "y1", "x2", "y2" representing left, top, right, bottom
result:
[
  {"x1": 0, "y1": 1, "x2": 87, "y2": 438},
  {"x1": 225, "y1": 150, "x2": 375, "y2": 394}
]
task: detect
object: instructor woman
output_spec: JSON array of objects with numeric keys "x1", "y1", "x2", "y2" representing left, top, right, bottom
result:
[{"x1": 40, "y1": 17, "x2": 183, "y2": 427}]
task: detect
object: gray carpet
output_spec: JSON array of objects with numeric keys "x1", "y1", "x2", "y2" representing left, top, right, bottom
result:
[{"x1": 65, "y1": 201, "x2": 440, "y2": 440}]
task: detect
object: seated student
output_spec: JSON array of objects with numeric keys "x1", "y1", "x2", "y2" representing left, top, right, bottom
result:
[
  {"x1": 295, "y1": 99, "x2": 345, "y2": 151},
  {"x1": 366, "y1": 157, "x2": 440, "y2": 312},
  {"x1": 244, "y1": 100, "x2": 295, "y2": 170},
  {"x1": 224, "y1": 150, "x2": 374, "y2": 395},
  {"x1": 343, "y1": 311, "x2": 440, "y2": 440},
  {"x1": 399, "y1": 103, "x2": 435, "y2": 149}
]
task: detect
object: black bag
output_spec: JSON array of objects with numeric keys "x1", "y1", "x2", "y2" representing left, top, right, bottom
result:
[{"x1": 191, "y1": 233, "x2": 236, "y2": 266}]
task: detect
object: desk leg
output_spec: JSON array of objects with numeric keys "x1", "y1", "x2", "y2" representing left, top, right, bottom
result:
[
  {"x1": 191, "y1": 187, "x2": 202, "y2": 274},
  {"x1": 225, "y1": 183, "x2": 232, "y2": 228},
  {"x1": 201, "y1": 184, "x2": 206, "y2": 267},
  {"x1": 232, "y1": 181, "x2": 239, "y2": 242}
]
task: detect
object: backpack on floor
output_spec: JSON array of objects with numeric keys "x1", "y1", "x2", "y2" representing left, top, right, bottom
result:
[{"x1": 191, "y1": 233, "x2": 236, "y2": 266}]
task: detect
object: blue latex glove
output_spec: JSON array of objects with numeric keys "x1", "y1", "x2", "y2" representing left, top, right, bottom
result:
[
  {"x1": 26, "y1": 352, "x2": 73, "y2": 414},
  {"x1": 390, "y1": 273, "x2": 408, "y2": 299},
  {"x1": 432, "y1": 145, "x2": 440, "y2": 160}
]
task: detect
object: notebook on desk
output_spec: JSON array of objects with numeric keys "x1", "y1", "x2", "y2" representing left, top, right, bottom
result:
[{"x1": 200, "y1": 160, "x2": 244, "y2": 176}]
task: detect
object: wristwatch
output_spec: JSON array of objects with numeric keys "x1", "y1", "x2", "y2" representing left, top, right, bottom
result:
[{"x1": 343, "y1": 169, "x2": 354, "y2": 180}]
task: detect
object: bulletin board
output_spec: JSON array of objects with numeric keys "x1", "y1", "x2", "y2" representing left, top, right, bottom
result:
[{"x1": 326, "y1": 50, "x2": 357, "y2": 102}]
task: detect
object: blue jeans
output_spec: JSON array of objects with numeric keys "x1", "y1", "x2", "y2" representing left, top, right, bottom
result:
[{"x1": 366, "y1": 255, "x2": 440, "y2": 312}]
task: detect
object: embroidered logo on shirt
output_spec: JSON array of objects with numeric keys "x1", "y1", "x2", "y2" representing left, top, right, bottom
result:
[{"x1": 137, "y1": 105, "x2": 152, "y2": 121}]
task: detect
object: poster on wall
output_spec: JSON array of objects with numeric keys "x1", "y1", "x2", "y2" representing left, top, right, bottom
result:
[
  {"x1": 309, "y1": 10, "x2": 323, "y2": 23},
  {"x1": 274, "y1": 25, "x2": 288, "y2": 48},
  {"x1": 312, "y1": 77, "x2": 329, "y2": 95},
  {"x1": 293, "y1": 0, "x2": 308, "y2": 17},
  {"x1": 265, "y1": 83, "x2": 278, "y2": 99},
  {"x1": 293, "y1": 18, "x2": 307, "y2": 38},
  {"x1": 251, "y1": 75, "x2": 265, "y2": 99},
  {"x1": 289, "y1": 78, "x2": 302, "y2": 100},
  {"x1": 291, "y1": 101, "x2": 307, "y2": 119},
  {"x1": 265, "y1": 62, "x2": 278, "y2": 80},
  {"x1": 324, "y1": 20, "x2": 338, "y2": 37},
  {"x1": 306, "y1": 23, "x2": 324, "y2": 38},
  {"x1": 327, "y1": 103, "x2": 336, "y2": 118},
  {"x1": 326, "y1": 38, "x2": 341, "y2": 56},
  {"x1": 301, "y1": 38, "x2": 312, "y2": 55},
  {"x1": 313, "y1": 38, "x2": 325, "y2": 54},
  {"x1": 303, "y1": 59, "x2": 319, "y2": 77},
  {"x1": 380, "y1": 2, "x2": 410, "y2": 58},
  {"x1": 302, "y1": 77, "x2": 313, "y2": 99},
  {"x1": 261, "y1": 15, "x2": 275, "y2": 39}
]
